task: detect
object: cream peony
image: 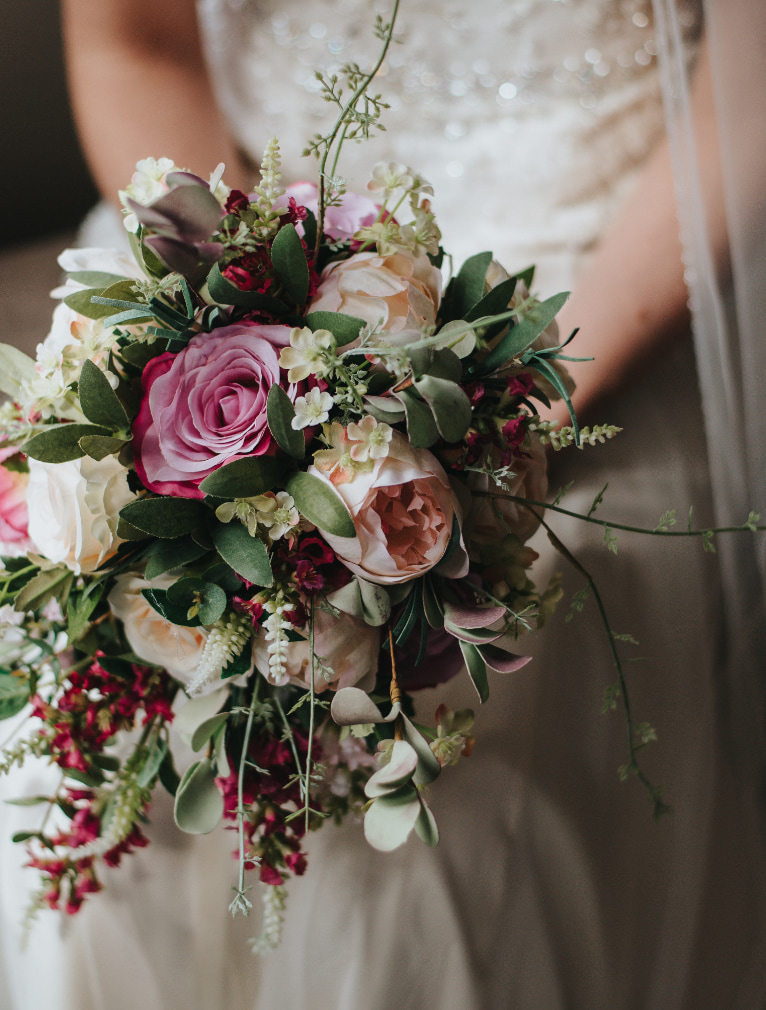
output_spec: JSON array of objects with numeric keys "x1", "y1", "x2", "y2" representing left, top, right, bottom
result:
[
  {"x1": 307, "y1": 250, "x2": 441, "y2": 336},
  {"x1": 26, "y1": 455, "x2": 136, "y2": 575},
  {"x1": 309, "y1": 431, "x2": 466, "y2": 585},
  {"x1": 108, "y1": 573, "x2": 208, "y2": 683}
]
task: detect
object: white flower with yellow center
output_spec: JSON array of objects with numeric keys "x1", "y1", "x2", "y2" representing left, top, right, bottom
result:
[
  {"x1": 279, "y1": 327, "x2": 335, "y2": 383},
  {"x1": 366, "y1": 161, "x2": 414, "y2": 200},
  {"x1": 346, "y1": 415, "x2": 393, "y2": 463},
  {"x1": 292, "y1": 386, "x2": 334, "y2": 430},
  {"x1": 254, "y1": 491, "x2": 300, "y2": 541}
]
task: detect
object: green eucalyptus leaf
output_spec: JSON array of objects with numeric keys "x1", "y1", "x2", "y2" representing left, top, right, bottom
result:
[
  {"x1": 305, "y1": 311, "x2": 366, "y2": 347},
  {"x1": 211, "y1": 522, "x2": 273, "y2": 586},
  {"x1": 459, "y1": 640, "x2": 489, "y2": 703},
  {"x1": 397, "y1": 388, "x2": 439, "y2": 448},
  {"x1": 285, "y1": 471, "x2": 355, "y2": 538},
  {"x1": 144, "y1": 536, "x2": 208, "y2": 581},
  {"x1": 190, "y1": 712, "x2": 229, "y2": 753},
  {"x1": 270, "y1": 223, "x2": 309, "y2": 305},
  {"x1": 63, "y1": 287, "x2": 114, "y2": 319},
  {"x1": 413, "y1": 375, "x2": 471, "y2": 443},
  {"x1": 266, "y1": 385, "x2": 305, "y2": 458},
  {"x1": 444, "y1": 251, "x2": 492, "y2": 320},
  {"x1": 363, "y1": 786, "x2": 421, "y2": 851},
  {"x1": 167, "y1": 577, "x2": 227, "y2": 625},
  {"x1": 67, "y1": 270, "x2": 126, "y2": 288},
  {"x1": 199, "y1": 456, "x2": 283, "y2": 498},
  {"x1": 206, "y1": 262, "x2": 290, "y2": 314},
  {"x1": 0, "y1": 344, "x2": 36, "y2": 400},
  {"x1": 174, "y1": 758, "x2": 224, "y2": 834},
  {"x1": 414, "y1": 797, "x2": 440, "y2": 846},
  {"x1": 23, "y1": 424, "x2": 112, "y2": 463},
  {"x1": 425, "y1": 347, "x2": 463, "y2": 383},
  {"x1": 363, "y1": 395, "x2": 406, "y2": 425},
  {"x1": 0, "y1": 674, "x2": 30, "y2": 720},
  {"x1": 14, "y1": 567, "x2": 73, "y2": 614},
  {"x1": 78, "y1": 359, "x2": 131, "y2": 431},
  {"x1": 212, "y1": 723, "x2": 230, "y2": 777},
  {"x1": 483, "y1": 291, "x2": 570, "y2": 371},
  {"x1": 120, "y1": 497, "x2": 209, "y2": 539},
  {"x1": 79, "y1": 435, "x2": 129, "y2": 461}
]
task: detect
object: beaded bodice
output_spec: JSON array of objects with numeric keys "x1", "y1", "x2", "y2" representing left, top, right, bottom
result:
[{"x1": 197, "y1": 0, "x2": 700, "y2": 289}]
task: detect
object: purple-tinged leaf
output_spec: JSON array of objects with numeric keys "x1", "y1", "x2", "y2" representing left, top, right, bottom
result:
[
  {"x1": 478, "y1": 643, "x2": 533, "y2": 674},
  {"x1": 443, "y1": 601, "x2": 505, "y2": 628}
]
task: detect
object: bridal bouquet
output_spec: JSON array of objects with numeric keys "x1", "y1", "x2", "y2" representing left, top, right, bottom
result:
[{"x1": 0, "y1": 145, "x2": 605, "y2": 937}]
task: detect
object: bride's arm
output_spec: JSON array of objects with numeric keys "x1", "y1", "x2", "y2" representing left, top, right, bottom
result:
[
  {"x1": 61, "y1": 0, "x2": 252, "y2": 201},
  {"x1": 546, "y1": 43, "x2": 723, "y2": 428}
]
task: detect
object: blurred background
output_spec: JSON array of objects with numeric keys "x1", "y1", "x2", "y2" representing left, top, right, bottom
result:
[{"x1": 0, "y1": 0, "x2": 97, "y2": 354}]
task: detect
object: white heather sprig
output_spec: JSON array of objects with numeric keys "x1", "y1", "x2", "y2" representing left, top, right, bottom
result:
[
  {"x1": 63, "y1": 757, "x2": 149, "y2": 862},
  {"x1": 0, "y1": 734, "x2": 48, "y2": 776},
  {"x1": 249, "y1": 884, "x2": 288, "y2": 954},
  {"x1": 260, "y1": 593, "x2": 296, "y2": 686},
  {"x1": 187, "y1": 612, "x2": 251, "y2": 696},
  {"x1": 250, "y1": 137, "x2": 286, "y2": 240},
  {"x1": 531, "y1": 421, "x2": 622, "y2": 450}
]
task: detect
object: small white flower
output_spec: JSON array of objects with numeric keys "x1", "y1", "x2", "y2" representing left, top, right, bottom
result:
[
  {"x1": 254, "y1": 491, "x2": 299, "y2": 541},
  {"x1": 292, "y1": 386, "x2": 334, "y2": 429},
  {"x1": 367, "y1": 162, "x2": 415, "y2": 200},
  {"x1": 279, "y1": 327, "x2": 335, "y2": 383},
  {"x1": 399, "y1": 209, "x2": 442, "y2": 257},
  {"x1": 119, "y1": 156, "x2": 177, "y2": 232},
  {"x1": 346, "y1": 415, "x2": 393, "y2": 463}
]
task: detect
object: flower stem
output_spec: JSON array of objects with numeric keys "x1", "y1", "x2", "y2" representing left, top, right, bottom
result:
[{"x1": 231, "y1": 677, "x2": 260, "y2": 915}]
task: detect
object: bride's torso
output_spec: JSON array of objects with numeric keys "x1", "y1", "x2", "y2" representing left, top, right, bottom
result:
[{"x1": 197, "y1": 0, "x2": 700, "y2": 292}]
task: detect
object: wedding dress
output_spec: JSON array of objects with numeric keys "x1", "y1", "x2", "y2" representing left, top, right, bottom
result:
[{"x1": 1, "y1": 1, "x2": 764, "y2": 1008}]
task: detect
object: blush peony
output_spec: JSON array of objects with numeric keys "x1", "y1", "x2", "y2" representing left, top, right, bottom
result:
[
  {"x1": 133, "y1": 323, "x2": 296, "y2": 497},
  {"x1": 307, "y1": 250, "x2": 441, "y2": 336},
  {"x1": 309, "y1": 431, "x2": 466, "y2": 585}
]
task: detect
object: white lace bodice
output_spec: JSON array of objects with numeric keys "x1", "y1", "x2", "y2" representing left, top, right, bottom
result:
[{"x1": 198, "y1": 0, "x2": 700, "y2": 291}]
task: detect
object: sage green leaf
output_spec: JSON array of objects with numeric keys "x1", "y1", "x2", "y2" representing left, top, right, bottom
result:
[
  {"x1": 120, "y1": 497, "x2": 209, "y2": 539},
  {"x1": 397, "y1": 388, "x2": 439, "y2": 448},
  {"x1": 190, "y1": 712, "x2": 229, "y2": 753},
  {"x1": 174, "y1": 758, "x2": 224, "y2": 834},
  {"x1": 266, "y1": 385, "x2": 305, "y2": 458},
  {"x1": 414, "y1": 797, "x2": 440, "y2": 846},
  {"x1": 446, "y1": 251, "x2": 492, "y2": 319},
  {"x1": 518, "y1": 264, "x2": 535, "y2": 288},
  {"x1": 67, "y1": 582, "x2": 104, "y2": 643},
  {"x1": 422, "y1": 578, "x2": 444, "y2": 628},
  {"x1": 286, "y1": 471, "x2": 355, "y2": 538},
  {"x1": 483, "y1": 291, "x2": 570, "y2": 371},
  {"x1": 326, "y1": 578, "x2": 390, "y2": 627},
  {"x1": 199, "y1": 456, "x2": 283, "y2": 498},
  {"x1": 67, "y1": 270, "x2": 126, "y2": 287},
  {"x1": 527, "y1": 355, "x2": 580, "y2": 442},
  {"x1": 400, "y1": 716, "x2": 442, "y2": 786},
  {"x1": 14, "y1": 567, "x2": 73, "y2": 614},
  {"x1": 78, "y1": 359, "x2": 131, "y2": 431},
  {"x1": 365, "y1": 740, "x2": 418, "y2": 797},
  {"x1": 270, "y1": 223, "x2": 309, "y2": 305},
  {"x1": 167, "y1": 577, "x2": 227, "y2": 625},
  {"x1": 211, "y1": 522, "x2": 273, "y2": 586},
  {"x1": 363, "y1": 786, "x2": 420, "y2": 851},
  {"x1": 141, "y1": 588, "x2": 200, "y2": 627},
  {"x1": 413, "y1": 375, "x2": 471, "y2": 443},
  {"x1": 0, "y1": 673, "x2": 30, "y2": 720},
  {"x1": 79, "y1": 435, "x2": 128, "y2": 461},
  {"x1": 212, "y1": 723, "x2": 230, "y2": 777},
  {"x1": 330, "y1": 686, "x2": 386, "y2": 726},
  {"x1": 116, "y1": 517, "x2": 149, "y2": 541},
  {"x1": 305, "y1": 311, "x2": 366, "y2": 347},
  {"x1": 144, "y1": 536, "x2": 208, "y2": 581},
  {"x1": 443, "y1": 619, "x2": 504, "y2": 645},
  {"x1": 424, "y1": 347, "x2": 463, "y2": 383},
  {"x1": 136, "y1": 733, "x2": 169, "y2": 788},
  {"x1": 64, "y1": 280, "x2": 144, "y2": 320},
  {"x1": 432, "y1": 320, "x2": 476, "y2": 359},
  {"x1": 174, "y1": 688, "x2": 227, "y2": 742},
  {"x1": 459, "y1": 640, "x2": 489, "y2": 703},
  {"x1": 363, "y1": 395, "x2": 406, "y2": 425},
  {"x1": 206, "y1": 262, "x2": 289, "y2": 314},
  {"x1": 0, "y1": 344, "x2": 36, "y2": 400},
  {"x1": 464, "y1": 276, "x2": 517, "y2": 322},
  {"x1": 63, "y1": 287, "x2": 115, "y2": 319},
  {"x1": 23, "y1": 424, "x2": 112, "y2": 463}
]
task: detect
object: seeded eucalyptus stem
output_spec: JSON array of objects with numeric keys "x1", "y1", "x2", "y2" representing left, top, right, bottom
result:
[{"x1": 314, "y1": 0, "x2": 401, "y2": 257}]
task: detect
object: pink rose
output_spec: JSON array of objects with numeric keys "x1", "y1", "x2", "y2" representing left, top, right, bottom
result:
[
  {"x1": 307, "y1": 250, "x2": 441, "y2": 336},
  {"x1": 0, "y1": 448, "x2": 29, "y2": 552},
  {"x1": 133, "y1": 323, "x2": 296, "y2": 497},
  {"x1": 309, "y1": 431, "x2": 466, "y2": 585},
  {"x1": 279, "y1": 183, "x2": 380, "y2": 244}
]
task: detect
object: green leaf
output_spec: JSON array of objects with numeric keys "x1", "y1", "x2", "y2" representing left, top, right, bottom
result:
[
  {"x1": 174, "y1": 758, "x2": 224, "y2": 834},
  {"x1": 120, "y1": 497, "x2": 209, "y2": 539},
  {"x1": 221, "y1": 647, "x2": 251, "y2": 681},
  {"x1": 14, "y1": 566, "x2": 73, "y2": 614},
  {"x1": 483, "y1": 291, "x2": 570, "y2": 371},
  {"x1": 464, "y1": 276, "x2": 517, "y2": 322},
  {"x1": 527, "y1": 355, "x2": 579, "y2": 443},
  {"x1": 64, "y1": 280, "x2": 145, "y2": 320},
  {"x1": 167, "y1": 577, "x2": 227, "y2": 624},
  {"x1": 159, "y1": 748, "x2": 181, "y2": 795},
  {"x1": 67, "y1": 582, "x2": 104, "y2": 643},
  {"x1": 199, "y1": 456, "x2": 283, "y2": 498},
  {"x1": 305, "y1": 311, "x2": 366, "y2": 347},
  {"x1": 211, "y1": 722, "x2": 230, "y2": 777},
  {"x1": 413, "y1": 375, "x2": 471, "y2": 443},
  {"x1": 285, "y1": 471, "x2": 355, "y2": 538},
  {"x1": 136, "y1": 732, "x2": 169, "y2": 788},
  {"x1": 79, "y1": 435, "x2": 129, "y2": 461},
  {"x1": 422, "y1": 577, "x2": 444, "y2": 629},
  {"x1": 144, "y1": 536, "x2": 208, "y2": 581},
  {"x1": 206, "y1": 262, "x2": 290, "y2": 315},
  {"x1": 78, "y1": 359, "x2": 131, "y2": 430},
  {"x1": 266, "y1": 385, "x2": 305, "y2": 458},
  {"x1": 0, "y1": 344, "x2": 36, "y2": 400},
  {"x1": 211, "y1": 522, "x2": 273, "y2": 586},
  {"x1": 67, "y1": 270, "x2": 126, "y2": 287},
  {"x1": 413, "y1": 797, "x2": 440, "y2": 846},
  {"x1": 459, "y1": 640, "x2": 489, "y2": 703},
  {"x1": 23, "y1": 423, "x2": 113, "y2": 463},
  {"x1": 446, "y1": 251, "x2": 492, "y2": 319},
  {"x1": 190, "y1": 712, "x2": 229, "y2": 753},
  {"x1": 270, "y1": 223, "x2": 309, "y2": 305},
  {"x1": 397, "y1": 388, "x2": 439, "y2": 448},
  {"x1": 517, "y1": 264, "x2": 535, "y2": 288},
  {"x1": 0, "y1": 673, "x2": 30, "y2": 720},
  {"x1": 141, "y1": 589, "x2": 201, "y2": 627}
]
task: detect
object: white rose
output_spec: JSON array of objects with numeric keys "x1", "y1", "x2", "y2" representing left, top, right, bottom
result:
[
  {"x1": 108, "y1": 573, "x2": 208, "y2": 683},
  {"x1": 26, "y1": 455, "x2": 136, "y2": 574}
]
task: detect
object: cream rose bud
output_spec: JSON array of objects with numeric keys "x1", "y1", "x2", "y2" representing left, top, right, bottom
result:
[
  {"x1": 108, "y1": 573, "x2": 208, "y2": 684},
  {"x1": 26, "y1": 455, "x2": 136, "y2": 575},
  {"x1": 252, "y1": 607, "x2": 379, "y2": 693},
  {"x1": 307, "y1": 249, "x2": 441, "y2": 336},
  {"x1": 309, "y1": 431, "x2": 467, "y2": 585}
]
